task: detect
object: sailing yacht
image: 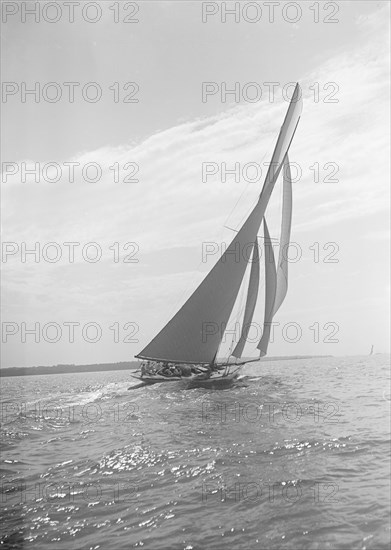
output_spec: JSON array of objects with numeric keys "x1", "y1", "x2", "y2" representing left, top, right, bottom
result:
[{"x1": 131, "y1": 83, "x2": 303, "y2": 389}]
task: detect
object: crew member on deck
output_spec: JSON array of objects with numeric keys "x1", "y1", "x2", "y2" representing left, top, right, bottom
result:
[{"x1": 179, "y1": 364, "x2": 192, "y2": 377}]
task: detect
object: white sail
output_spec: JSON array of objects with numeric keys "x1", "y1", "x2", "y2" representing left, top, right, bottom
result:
[
  {"x1": 231, "y1": 237, "x2": 260, "y2": 359},
  {"x1": 136, "y1": 84, "x2": 302, "y2": 364},
  {"x1": 272, "y1": 155, "x2": 293, "y2": 316},
  {"x1": 257, "y1": 218, "x2": 277, "y2": 356}
]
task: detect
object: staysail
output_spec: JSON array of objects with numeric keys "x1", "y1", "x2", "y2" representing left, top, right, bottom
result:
[
  {"x1": 136, "y1": 84, "x2": 302, "y2": 364},
  {"x1": 231, "y1": 238, "x2": 260, "y2": 358},
  {"x1": 257, "y1": 218, "x2": 277, "y2": 356}
]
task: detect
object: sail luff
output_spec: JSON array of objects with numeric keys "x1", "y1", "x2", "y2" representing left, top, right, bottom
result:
[{"x1": 231, "y1": 237, "x2": 260, "y2": 358}]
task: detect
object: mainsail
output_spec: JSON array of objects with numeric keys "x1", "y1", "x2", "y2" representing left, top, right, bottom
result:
[{"x1": 136, "y1": 83, "x2": 302, "y2": 364}]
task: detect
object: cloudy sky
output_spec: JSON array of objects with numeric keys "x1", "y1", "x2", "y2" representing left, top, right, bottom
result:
[{"x1": 1, "y1": 0, "x2": 390, "y2": 368}]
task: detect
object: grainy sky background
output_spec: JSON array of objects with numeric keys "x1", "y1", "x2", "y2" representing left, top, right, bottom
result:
[{"x1": 1, "y1": 0, "x2": 390, "y2": 367}]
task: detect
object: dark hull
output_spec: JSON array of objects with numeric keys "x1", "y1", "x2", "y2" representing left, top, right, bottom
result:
[
  {"x1": 130, "y1": 373, "x2": 183, "y2": 385},
  {"x1": 129, "y1": 371, "x2": 241, "y2": 389}
]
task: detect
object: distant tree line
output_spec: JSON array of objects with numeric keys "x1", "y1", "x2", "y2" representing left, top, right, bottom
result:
[
  {"x1": 0, "y1": 361, "x2": 139, "y2": 377},
  {"x1": 0, "y1": 356, "x2": 331, "y2": 377}
]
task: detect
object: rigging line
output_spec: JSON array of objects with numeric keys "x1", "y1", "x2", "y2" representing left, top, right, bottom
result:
[
  {"x1": 163, "y1": 232, "x2": 221, "y2": 324},
  {"x1": 224, "y1": 225, "x2": 279, "y2": 242},
  {"x1": 180, "y1": 131, "x2": 281, "y2": 326},
  {"x1": 173, "y1": 153, "x2": 268, "y2": 320},
  {"x1": 167, "y1": 156, "x2": 280, "y2": 321},
  {"x1": 161, "y1": 158, "x2": 271, "y2": 324},
  {"x1": 222, "y1": 127, "x2": 280, "y2": 232},
  {"x1": 233, "y1": 121, "x2": 294, "y2": 234}
]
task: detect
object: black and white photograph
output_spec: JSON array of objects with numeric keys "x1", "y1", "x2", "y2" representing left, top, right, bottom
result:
[{"x1": 1, "y1": 1, "x2": 390, "y2": 549}]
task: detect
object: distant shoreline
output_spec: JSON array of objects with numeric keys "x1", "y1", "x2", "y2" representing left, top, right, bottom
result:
[
  {"x1": 0, "y1": 362, "x2": 139, "y2": 377},
  {"x1": 0, "y1": 356, "x2": 333, "y2": 377}
]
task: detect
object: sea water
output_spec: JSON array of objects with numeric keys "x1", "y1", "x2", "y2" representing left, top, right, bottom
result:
[{"x1": 1, "y1": 355, "x2": 390, "y2": 549}]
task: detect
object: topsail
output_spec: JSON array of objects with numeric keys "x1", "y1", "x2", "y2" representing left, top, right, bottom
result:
[{"x1": 136, "y1": 84, "x2": 302, "y2": 364}]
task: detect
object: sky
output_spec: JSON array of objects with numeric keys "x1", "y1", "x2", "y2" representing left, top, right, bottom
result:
[{"x1": 1, "y1": 0, "x2": 390, "y2": 368}]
